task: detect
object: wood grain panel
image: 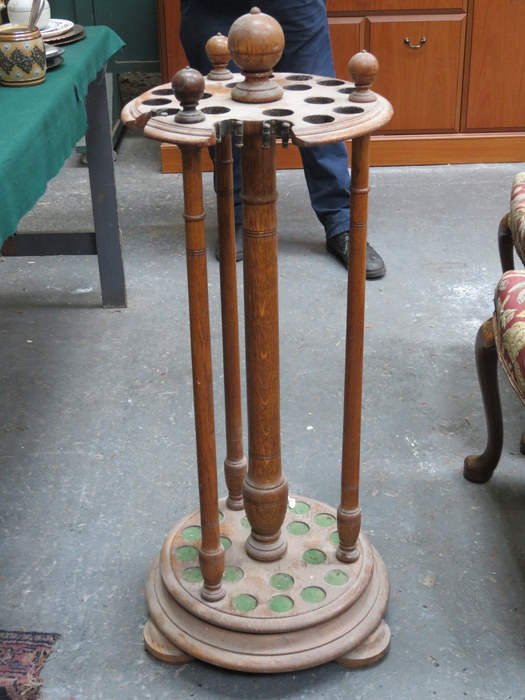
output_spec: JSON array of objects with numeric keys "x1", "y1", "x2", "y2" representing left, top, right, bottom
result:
[
  {"x1": 369, "y1": 14, "x2": 465, "y2": 132},
  {"x1": 465, "y1": 0, "x2": 525, "y2": 130}
]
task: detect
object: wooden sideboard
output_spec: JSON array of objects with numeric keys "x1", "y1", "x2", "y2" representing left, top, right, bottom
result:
[{"x1": 156, "y1": 0, "x2": 525, "y2": 170}]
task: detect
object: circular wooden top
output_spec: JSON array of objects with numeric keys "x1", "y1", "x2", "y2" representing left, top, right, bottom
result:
[{"x1": 121, "y1": 68, "x2": 393, "y2": 148}]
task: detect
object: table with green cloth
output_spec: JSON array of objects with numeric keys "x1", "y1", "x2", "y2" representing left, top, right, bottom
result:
[{"x1": 0, "y1": 25, "x2": 127, "y2": 307}]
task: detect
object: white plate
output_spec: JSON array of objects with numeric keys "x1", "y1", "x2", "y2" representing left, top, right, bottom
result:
[
  {"x1": 44, "y1": 43, "x2": 65, "y2": 58},
  {"x1": 40, "y1": 18, "x2": 74, "y2": 38}
]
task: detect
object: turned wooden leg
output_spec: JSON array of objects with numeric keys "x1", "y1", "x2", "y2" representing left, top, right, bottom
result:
[
  {"x1": 498, "y1": 213, "x2": 514, "y2": 273},
  {"x1": 215, "y1": 135, "x2": 248, "y2": 510},
  {"x1": 241, "y1": 123, "x2": 288, "y2": 562},
  {"x1": 337, "y1": 134, "x2": 370, "y2": 563},
  {"x1": 180, "y1": 145, "x2": 225, "y2": 601},
  {"x1": 464, "y1": 318, "x2": 503, "y2": 483}
]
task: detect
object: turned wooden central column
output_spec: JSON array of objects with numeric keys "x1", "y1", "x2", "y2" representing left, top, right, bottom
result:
[{"x1": 241, "y1": 122, "x2": 288, "y2": 561}]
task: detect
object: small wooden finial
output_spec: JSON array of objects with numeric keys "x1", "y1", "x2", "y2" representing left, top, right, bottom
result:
[
  {"x1": 172, "y1": 67, "x2": 206, "y2": 123},
  {"x1": 227, "y1": 7, "x2": 285, "y2": 103},
  {"x1": 348, "y1": 50, "x2": 379, "y2": 103},
  {"x1": 206, "y1": 33, "x2": 233, "y2": 81}
]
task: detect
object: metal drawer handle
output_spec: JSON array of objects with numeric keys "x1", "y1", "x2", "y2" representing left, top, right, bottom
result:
[{"x1": 403, "y1": 36, "x2": 427, "y2": 49}]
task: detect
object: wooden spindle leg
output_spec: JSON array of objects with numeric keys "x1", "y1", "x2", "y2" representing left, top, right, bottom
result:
[
  {"x1": 180, "y1": 145, "x2": 225, "y2": 601},
  {"x1": 241, "y1": 123, "x2": 288, "y2": 562},
  {"x1": 337, "y1": 134, "x2": 370, "y2": 563},
  {"x1": 215, "y1": 134, "x2": 248, "y2": 510}
]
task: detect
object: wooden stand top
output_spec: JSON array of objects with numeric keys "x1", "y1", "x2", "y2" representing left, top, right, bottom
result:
[{"x1": 121, "y1": 69, "x2": 392, "y2": 148}]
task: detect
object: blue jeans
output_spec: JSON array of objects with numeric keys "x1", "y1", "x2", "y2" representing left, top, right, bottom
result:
[{"x1": 180, "y1": 0, "x2": 350, "y2": 239}]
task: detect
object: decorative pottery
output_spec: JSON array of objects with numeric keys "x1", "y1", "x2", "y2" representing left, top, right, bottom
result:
[
  {"x1": 0, "y1": 25, "x2": 46, "y2": 86},
  {"x1": 7, "y1": 0, "x2": 51, "y2": 30}
]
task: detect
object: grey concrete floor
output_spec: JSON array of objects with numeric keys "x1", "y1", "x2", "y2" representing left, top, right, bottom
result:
[{"x1": 1, "y1": 131, "x2": 525, "y2": 699}]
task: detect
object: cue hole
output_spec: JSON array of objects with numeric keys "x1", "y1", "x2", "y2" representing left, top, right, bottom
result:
[
  {"x1": 201, "y1": 106, "x2": 230, "y2": 114},
  {"x1": 262, "y1": 108, "x2": 294, "y2": 116},
  {"x1": 304, "y1": 96, "x2": 334, "y2": 104},
  {"x1": 333, "y1": 106, "x2": 364, "y2": 115},
  {"x1": 317, "y1": 79, "x2": 345, "y2": 86},
  {"x1": 285, "y1": 74, "x2": 312, "y2": 81},
  {"x1": 152, "y1": 88, "x2": 174, "y2": 95},
  {"x1": 283, "y1": 83, "x2": 312, "y2": 91},
  {"x1": 338, "y1": 87, "x2": 355, "y2": 94},
  {"x1": 155, "y1": 108, "x2": 179, "y2": 116},
  {"x1": 303, "y1": 114, "x2": 335, "y2": 124},
  {"x1": 143, "y1": 98, "x2": 172, "y2": 106}
]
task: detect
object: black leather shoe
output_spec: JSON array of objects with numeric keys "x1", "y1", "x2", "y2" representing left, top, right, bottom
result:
[
  {"x1": 326, "y1": 232, "x2": 386, "y2": 279},
  {"x1": 215, "y1": 224, "x2": 243, "y2": 262}
]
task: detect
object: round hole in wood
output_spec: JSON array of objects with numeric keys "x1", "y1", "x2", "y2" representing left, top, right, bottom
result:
[
  {"x1": 201, "y1": 106, "x2": 230, "y2": 114},
  {"x1": 283, "y1": 83, "x2": 311, "y2": 91},
  {"x1": 225, "y1": 82, "x2": 241, "y2": 88},
  {"x1": 304, "y1": 96, "x2": 334, "y2": 104},
  {"x1": 143, "y1": 98, "x2": 172, "y2": 106},
  {"x1": 220, "y1": 536, "x2": 232, "y2": 550},
  {"x1": 302, "y1": 114, "x2": 335, "y2": 124},
  {"x1": 338, "y1": 87, "x2": 354, "y2": 94},
  {"x1": 232, "y1": 594, "x2": 258, "y2": 612},
  {"x1": 152, "y1": 88, "x2": 174, "y2": 95},
  {"x1": 201, "y1": 92, "x2": 212, "y2": 99},
  {"x1": 301, "y1": 586, "x2": 326, "y2": 604},
  {"x1": 285, "y1": 74, "x2": 312, "y2": 81},
  {"x1": 223, "y1": 566, "x2": 244, "y2": 583},
  {"x1": 262, "y1": 108, "x2": 294, "y2": 117},
  {"x1": 182, "y1": 567, "x2": 203, "y2": 583},
  {"x1": 270, "y1": 573, "x2": 294, "y2": 590},
  {"x1": 182, "y1": 525, "x2": 202, "y2": 540},
  {"x1": 286, "y1": 521, "x2": 310, "y2": 536},
  {"x1": 288, "y1": 500, "x2": 311, "y2": 515},
  {"x1": 269, "y1": 595, "x2": 294, "y2": 613},
  {"x1": 324, "y1": 569, "x2": 349, "y2": 586},
  {"x1": 155, "y1": 108, "x2": 179, "y2": 117},
  {"x1": 303, "y1": 549, "x2": 327, "y2": 565},
  {"x1": 240, "y1": 516, "x2": 251, "y2": 528},
  {"x1": 313, "y1": 513, "x2": 336, "y2": 528},
  {"x1": 333, "y1": 106, "x2": 364, "y2": 115},
  {"x1": 330, "y1": 531, "x2": 340, "y2": 545},
  {"x1": 175, "y1": 545, "x2": 199, "y2": 561},
  {"x1": 317, "y1": 79, "x2": 344, "y2": 86}
]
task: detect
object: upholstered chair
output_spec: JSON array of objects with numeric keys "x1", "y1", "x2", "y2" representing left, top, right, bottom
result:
[{"x1": 464, "y1": 173, "x2": 525, "y2": 483}]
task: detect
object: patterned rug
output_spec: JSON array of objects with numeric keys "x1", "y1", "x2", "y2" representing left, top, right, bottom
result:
[{"x1": 0, "y1": 630, "x2": 60, "y2": 700}]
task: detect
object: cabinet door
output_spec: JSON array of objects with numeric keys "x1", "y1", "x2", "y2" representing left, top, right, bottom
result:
[
  {"x1": 465, "y1": 0, "x2": 525, "y2": 130},
  {"x1": 328, "y1": 0, "x2": 466, "y2": 10},
  {"x1": 369, "y1": 14, "x2": 465, "y2": 133},
  {"x1": 329, "y1": 17, "x2": 365, "y2": 80}
]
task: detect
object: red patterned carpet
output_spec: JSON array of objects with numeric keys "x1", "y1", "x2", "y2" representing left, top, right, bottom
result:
[{"x1": 0, "y1": 630, "x2": 60, "y2": 700}]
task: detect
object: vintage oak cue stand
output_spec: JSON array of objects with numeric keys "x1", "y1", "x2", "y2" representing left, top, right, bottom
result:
[{"x1": 122, "y1": 8, "x2": 393, "y2": 673}]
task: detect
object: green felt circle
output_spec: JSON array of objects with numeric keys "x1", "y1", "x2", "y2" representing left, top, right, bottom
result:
[
  {"x1": 181, "y1": 567, "x2": 203, "y2": 583},
  {"x1": 223, "y1": 566, "x2": 244, "y2": 583},
  {"x1": 175, "y1": 545, "x2": 199, "y2": 561},
  {"x1": 303, "y1": 549, "x2": 327, "y2": 565},
  {"x1": 286, "y1": 521, "x2": 310, "y2": 536},
  {"x1": 288, "y1": 501, "x2": 311, "y2": 515},
  {"x1": 324, "y1": 569, "x2": 349, "y2": 586},
  {"x1": 218, "y1": 510, "x2": 224, "y2": 522},
  {"x1": 270, "y1": 573, "x2": 294, "y2": 590},
  {"x1": 240, "y1": 517, "x2": 251, "y2": 529},
  {"x1": 220, "y1": 536, "x2": 232, "y2": 550},
  {"x1": 182, "y1": 526, "x2": 202, "y2": 541},
  {"x1": 301, "y1": 586, "x2": 326, "y2": 604},
  {"x1": 269, "y1": 595, "x2": 294, "y2": 613},
  {"x1": 232, "y1": 594, "x2": 258, "y2": 612},
  {"x1": 330, "y1": 531, "x2": 340, "y2": 545},
  {"x1": 314, "y1": 513, "x2": 336, "y2": 528}
]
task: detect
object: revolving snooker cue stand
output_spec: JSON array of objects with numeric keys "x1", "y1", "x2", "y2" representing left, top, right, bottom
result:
[{"x1": 122, "y1": 7, "x2": 393, "y2": 673}]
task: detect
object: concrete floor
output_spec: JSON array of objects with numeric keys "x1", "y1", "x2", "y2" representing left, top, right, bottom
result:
[{"x1": 1, "y1": 131, "x2": 525, "y2": 699}]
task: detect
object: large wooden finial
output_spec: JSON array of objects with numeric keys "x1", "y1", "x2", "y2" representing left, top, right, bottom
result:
[
  {"x1": 205, "y1": 33, "x2": 233, "y2": 81},
  {"x1": 227, "y1": 7, "x2": 285, "y2": 103},
  {"x1": 348, "y1": 50, "x2": 379, "y2": 103},
  {"x1": 172, "y1": 66, "x2": 206, "y2": 123}
]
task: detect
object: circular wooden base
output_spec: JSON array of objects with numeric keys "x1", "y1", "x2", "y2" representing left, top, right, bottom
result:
[{"x1": 144, "y1": 496, "x2": 390, "y2": 673}]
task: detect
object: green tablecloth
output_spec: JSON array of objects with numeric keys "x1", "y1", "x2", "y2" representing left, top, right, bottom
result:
[{"x1": 0, "y1": 26, "x2": 125, "y2": 245}]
